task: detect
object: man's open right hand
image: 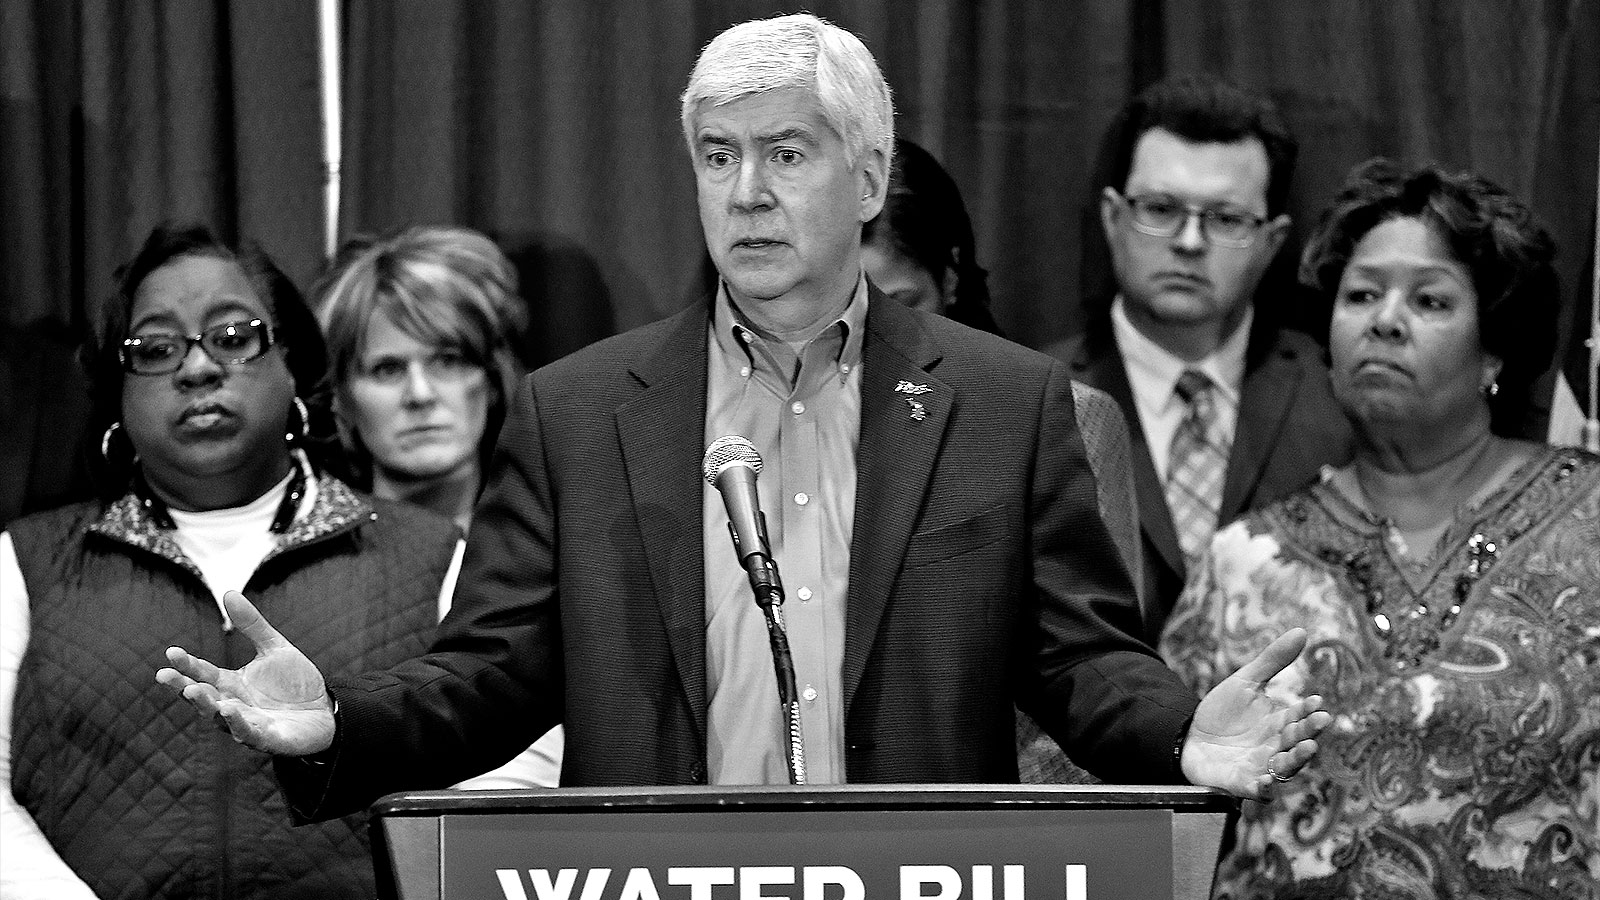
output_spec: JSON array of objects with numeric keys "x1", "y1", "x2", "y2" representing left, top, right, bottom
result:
[{"x1": 155, "y1": 590, "x2": 336, "y2": 756}]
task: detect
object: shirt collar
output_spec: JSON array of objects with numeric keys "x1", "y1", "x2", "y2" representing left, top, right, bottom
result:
[
  {"x1": 1110, "y1": 294, "x2": 1252, "y2": 416},
  {"x1": 711, "y1": 273, "x2": 869, "y2": 374}
]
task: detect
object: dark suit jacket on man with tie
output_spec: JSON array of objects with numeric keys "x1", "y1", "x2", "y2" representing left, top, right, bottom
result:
[
  {"x1": 1048, "y1": 314, "x2": 1352, "y2": 639},
  {"x1": 1057, "y1": 75, "x2": 1355, "y2": 641}
]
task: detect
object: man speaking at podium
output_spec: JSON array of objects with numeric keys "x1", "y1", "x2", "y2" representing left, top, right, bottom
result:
[{"x1": 158, "y1": 13, "x2": 1328, "y2": 816}]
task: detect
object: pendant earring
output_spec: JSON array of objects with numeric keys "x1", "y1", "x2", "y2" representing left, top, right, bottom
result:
[
  {"x1": 287, "y1": 396, "x2": 311, "y2": 444},
  {"x1": 1484, "y1": 380, "x2": 1500, "y2": 398}
]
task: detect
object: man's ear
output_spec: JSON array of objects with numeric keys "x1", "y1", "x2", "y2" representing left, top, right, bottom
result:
[
  {"x1": 1099, "y1": 187, "x2": 1123, "y2": 244},
  {"x1": 859, "y1": 147, "x2": 889, "y2": 222},
  {"x1": 1261, "y1": 213, "x2": 1292, "y2": 257}
]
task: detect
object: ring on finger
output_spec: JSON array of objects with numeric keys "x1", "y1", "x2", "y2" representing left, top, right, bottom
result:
[{"x1": 1265, "y1": 761, "x2": 1293, "y2": 783}]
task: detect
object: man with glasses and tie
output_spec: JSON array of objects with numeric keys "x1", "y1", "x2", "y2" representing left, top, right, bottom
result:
[{"x1": 1047, "y1": 74, "x2": 1353, "y2": 642}]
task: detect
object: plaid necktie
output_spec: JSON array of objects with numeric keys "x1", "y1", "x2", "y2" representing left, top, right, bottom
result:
[{"x1": 1165, "y1": 369, "x2": 1230, "y2": 568}]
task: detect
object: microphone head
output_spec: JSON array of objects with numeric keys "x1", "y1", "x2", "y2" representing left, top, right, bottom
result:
[{"x1": 702, "y1": 435, "x2": 763, "y2": 485}]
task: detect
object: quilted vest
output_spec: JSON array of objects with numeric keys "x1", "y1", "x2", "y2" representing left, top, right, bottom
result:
[{"x1": 8, "y1": 476, "x2": 459, "y2": 900}]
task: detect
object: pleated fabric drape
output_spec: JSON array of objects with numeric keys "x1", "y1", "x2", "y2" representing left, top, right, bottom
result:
[
  {"x1": 2, "y1": 0, "x2": 1596, "y2": 522},
  {"x1": 2, "y1": 0, "x2": 325, "y2": 330}
]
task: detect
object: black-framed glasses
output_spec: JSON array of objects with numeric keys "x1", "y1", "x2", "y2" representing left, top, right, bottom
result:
[
  {"x1": 120, "y1": 319, "x2": 276, "y2": 376},
  {"x1": 1116, "y1": 191, "x2": 1267, "y2": 248}
]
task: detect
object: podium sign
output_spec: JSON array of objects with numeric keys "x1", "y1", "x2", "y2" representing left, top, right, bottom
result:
[
  {"x1": 450, "y1": 807, "x2": 1167, "y2": 899},
  {"x1": 372, "y1": 785, "x2": 1233, "y2": 900}
]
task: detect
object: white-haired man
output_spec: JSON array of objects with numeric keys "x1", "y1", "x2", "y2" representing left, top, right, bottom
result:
[{"x1": 159, "y1": 14, "x2": 1328, "y2": 815}]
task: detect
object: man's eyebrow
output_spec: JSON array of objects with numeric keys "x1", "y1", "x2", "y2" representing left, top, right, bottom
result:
[
  {"x1": 759, "y1": 126, "x2": 817, "y2": 146},
  {"x1": 696, "y1": 126, "x2": 820, "y2": 149}
]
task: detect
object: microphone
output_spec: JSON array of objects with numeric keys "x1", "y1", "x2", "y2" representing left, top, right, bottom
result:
[
  {"x1": 701, "y1": 435, "x2": 805, "y2": 783},
  {"x1": 701, "y1": 435, "x2": 784, "y2": 607}
]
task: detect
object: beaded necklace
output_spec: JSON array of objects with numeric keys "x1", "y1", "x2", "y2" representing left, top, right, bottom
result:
[
  {"x1": 1323, "y1": 450, "x2": 1557, "y2": 670},
  {"x1": 1336, "y1": 528, "x2": 1502, "y2": 670}
]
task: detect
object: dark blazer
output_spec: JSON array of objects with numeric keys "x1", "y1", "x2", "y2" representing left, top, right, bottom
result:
[
  {"x1": 1045, "y1": 315, "x2": 1354, "y2": 641},
  {"x1": 289, "y1": 292, "x2": 1200, "y2": 818}
]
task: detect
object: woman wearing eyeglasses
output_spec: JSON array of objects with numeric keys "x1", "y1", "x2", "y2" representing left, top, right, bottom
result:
[
  {"x1": 311, "y1": 225, "x2": 562, "y2": 790},
  {"x1": 0, "y1": 223, "x2": 463, "y2": 899}
]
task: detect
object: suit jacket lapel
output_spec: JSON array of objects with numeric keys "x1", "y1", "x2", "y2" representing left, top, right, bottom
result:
[
  {"x1": 844, "y1": 296, "x2": 951, "y2": 711},
  {"x1": 616, "y1": 303, "x2": 712, "y2": 738},
  {"x1": 1062, "y1": 327, "x2": 1185, "y2": 581},
  {"x1": 1220, "y1": 332, "x2": 1300, "y2": 518}
]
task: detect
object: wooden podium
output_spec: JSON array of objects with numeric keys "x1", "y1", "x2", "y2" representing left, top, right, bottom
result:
[{"x1": 370, "y1": 784, "x2": 1234, "y2": 900}]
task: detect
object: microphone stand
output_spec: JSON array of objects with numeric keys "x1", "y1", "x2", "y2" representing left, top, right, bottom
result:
[{"x1": 734, "y1": 520, "x2": 806, "y2": 785}]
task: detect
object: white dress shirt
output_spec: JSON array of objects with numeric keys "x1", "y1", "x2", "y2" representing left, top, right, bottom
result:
[{"x1": 1110, "y1": 296, "x2": 1252, "y2": 483}]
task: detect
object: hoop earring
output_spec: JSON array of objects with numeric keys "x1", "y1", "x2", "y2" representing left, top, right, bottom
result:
[
  {"x1": 287, "y1": 396, "x2": 311, "y2": 444},
  {"x1": 101, "y1": 421, "x2": 140, "y2": 467},
  {"x1": 100, "y1": 422, "x2": 122, "y2": 464}
]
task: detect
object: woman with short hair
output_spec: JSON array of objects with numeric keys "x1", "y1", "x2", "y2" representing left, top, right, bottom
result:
[
  {"x1": 0, "y1": 223, "x2": 463, "y2": 899},
  {"x1": 312, "y1": 225, "x2": 561, "y2": 790},
  {"x1": 1160, "y1": 159, "x2": 1599, "y2": 897},
  {"x1": 313, "y1": 226, "x2": 527, "y2": 532}
]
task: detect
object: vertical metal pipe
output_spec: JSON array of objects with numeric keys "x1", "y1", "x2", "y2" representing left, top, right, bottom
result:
[
  {"x1": 1586, "y1": 130, "x2": 1599, "y2": 452},
  {"x1": 318, "y1": 0, "x2": 342, "y2": 260}
]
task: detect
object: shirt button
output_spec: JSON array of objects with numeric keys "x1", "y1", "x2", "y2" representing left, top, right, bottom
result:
[
  {"x1": 797, "y1": 586, "x2": 813, "y2": 601},
  {"x1": 840, "y1": 363, "x2": 851, "y2": 374},
  {"x1": 802, "y1": 685, "x2": 818, "y2": 702},
  {"x1": 791, "y1": 401, "x2": 805, "y2": 415},
  {"x1": 794, "y1": 492, "x2": 809, "y2": 506},
  {"x1": 739, "y1": 366, "x2": 751, "y2": 378}
]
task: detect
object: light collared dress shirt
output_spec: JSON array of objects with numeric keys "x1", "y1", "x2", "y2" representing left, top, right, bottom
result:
[
  {"x1": 1110, "y1": 295, "x2": 1251, "y2": 482},
  {"x1": 702, "y1": 277, "x2": 867, "y2": 785}
]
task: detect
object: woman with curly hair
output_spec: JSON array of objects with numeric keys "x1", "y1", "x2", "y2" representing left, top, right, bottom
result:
[{"x1": 1160, "y1": 159, "x2": 1598, "y2": 898}]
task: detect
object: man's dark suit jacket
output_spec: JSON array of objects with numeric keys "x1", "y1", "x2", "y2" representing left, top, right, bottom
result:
[
  {"x1": 1045, "y1": 315, "x2": 1354, "y2": 641},
  {"x1": 286, "y1": 291, "x2": 1200, "y2": 819}
]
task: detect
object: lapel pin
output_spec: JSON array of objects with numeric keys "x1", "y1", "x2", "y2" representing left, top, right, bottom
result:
[
  {"x1": 895, "y1": 380, "x2": 932, "y2": 395},
  {"x1": 905, "y1": 397, "x2": 927, "y2": 421}
]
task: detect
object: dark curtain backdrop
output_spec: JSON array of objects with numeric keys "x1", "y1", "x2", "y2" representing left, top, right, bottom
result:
[
  {"x1": 3, "y1": 0, "x2": 1598, "y2": 521},
  {"x1": 1164, "y1": 0, "x2": 1600, "y2": 433},
  {"x1": 2, "y1": 0, "x2": 326, "y2": 330},
  {"x1": 336, "y1": 0, "x2": 1151, "y2": 364},
  {"x1": 331, "y1": 0, "x2": 1600, "y2": 374}
]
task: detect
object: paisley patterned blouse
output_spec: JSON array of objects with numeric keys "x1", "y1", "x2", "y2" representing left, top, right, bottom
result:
[{"x1": 1161, "y1": 446, "x2": 1600, "y2": 899}]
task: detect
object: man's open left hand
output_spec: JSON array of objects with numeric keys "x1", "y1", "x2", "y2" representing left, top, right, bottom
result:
[{"x1": 1180, "y1": 627, "x2": 1333, "y2": 799}]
